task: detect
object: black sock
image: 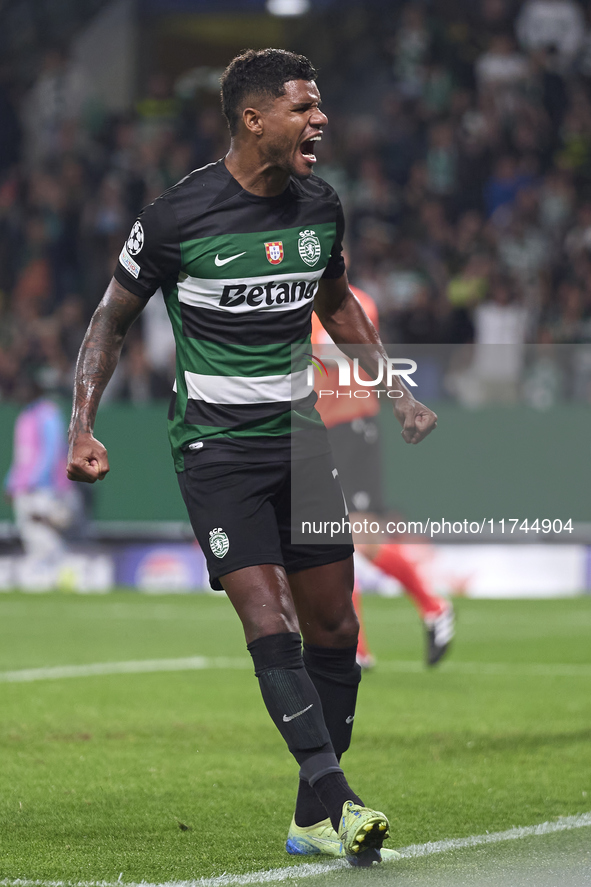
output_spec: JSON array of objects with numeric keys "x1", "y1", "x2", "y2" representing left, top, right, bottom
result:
[
  {"x1": 313, "y1": 772, "x2": 364, "y2": 833},
  {"x1": 294, "y1": 777, "x2": 327, "y2": 828},
  {"x1": 247, "y1": 632, "x2": 341, "y2": 772},
  {"x1": 295, "y1": 644, "x2": 362, "y2": 827},
  {"x1": 302, "y1": 643, "x2": 361, "y2": 757},
  {"x1": 248, "y1": 633, "x2": 363, "y2": 832}
]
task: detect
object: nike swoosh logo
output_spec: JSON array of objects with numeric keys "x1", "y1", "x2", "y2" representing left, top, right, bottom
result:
[
  {"x1": 214, "y1": 252, "x2": 247, "y2": 266},
  {"x1": 283, "y1": 703, "x2": 313, "y2": 722},
  {"x1": 346, "y1": 715, "x2": 355, "y2": 724}
]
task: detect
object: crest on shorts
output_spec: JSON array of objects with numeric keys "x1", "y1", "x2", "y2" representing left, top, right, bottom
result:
[
  {"x1": 265, "y1": 241, "x2": 284, "y2": 265},
  {"x1": 209, "y1": 527, "x2": 229, "y2": 558},
  {"x1": 298, "y1": 229, "x2": 321, "y2": 267}
]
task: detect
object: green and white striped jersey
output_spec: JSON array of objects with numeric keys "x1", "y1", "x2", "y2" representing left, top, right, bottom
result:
[{"x1": 114, "y1": 159, "x2": 345, "y2": 472}]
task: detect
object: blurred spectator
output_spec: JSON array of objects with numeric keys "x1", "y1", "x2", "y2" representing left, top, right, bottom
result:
[
  {"x1": 136, "y1": 73, "x2": 181, "y2": 140},
  {"x1": 0, "y1": 174, "x2": 22, "y2": 298},
  {"x1": 397, "y1": 284, "x2": 441, "y2": 344},
  {"x1": 378, "y1": 94, "x2": 423, "y2": 185},
  {"x1": 474, "y1": 277, "x2": 530, "y2": 346},
  {"x1": 384, "y1": 238, "x2": 429, "y2": 311},
  {"x1": 451, "y1": 211, "x2": 489, "y2": 267},
  {"x1": 420, "y1": 62, "x2": 454, "y2": 119},
  {"x1": 425, "y1": 122, "x2": 458, "y2": 196},
  {"x1": 108, "y1": 337, "x2": 173, "y2": 404},
  {"x1": 451, "y1": 278, "x2": 529, "y2": 404},
  {"x1": 3, "y1": 374, "x2": 82, "y2": 585},
  {"x1": 475, "y1": 34, "x2": 529, "y2": 97},
  {"x1": 484, "y1": 155, "x2": 534, "y2": 217},
  {"x1": 21, "y1": 47, "x2": 91, "y2": 166},
  {"x1": 539, "y1": 169, "x2": 575, "y2": 234},
  {"x1": 564, "y1": 202, "x2": 591, "y2": 257},
  {"x1": 496, "y1": 186, "x2": 551, "y2": 287},
  {"x1": 530, "y1": 46, "x2": 568, "y2": 134},
  {"x1": 142, "y1": 291, "x2": 176, "y2": 379},
  {"x1": 389, "y1": 5, "x2": 432, "y2": 99},
  {"x1": 445, "y1": 253, "x2": 491, "y2": 343},
  {"x1": 350, "y1": 156, "x2": 400, "y2": 227},
  {"x1": 546, "y1": 280, "x2": 591, "y2": 342},
  {"x1": 516, "y1": 0, "x2": 585, "y2": 70},
  {"x1": 12, "y1": 213, "x2": 53, "y2": 314},
  {"x1": 555, "y1": 90, "x2": 591, "y2": 174},
  {"x1": 447, "y1": 253, "x2": 491, "y2": 309},
  {"x1": 58, "y1": 295, "x2": 89, "y2": 366}
]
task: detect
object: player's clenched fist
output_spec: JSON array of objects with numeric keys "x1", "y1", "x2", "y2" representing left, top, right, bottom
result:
[
  {"x1": 67, "y1": 433, "x2": 110, "y2": 483},
  {"x1": 395, "y1": 399, "x2": 438, "y2": 445}
]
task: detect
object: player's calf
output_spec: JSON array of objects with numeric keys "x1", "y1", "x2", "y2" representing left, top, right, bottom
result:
[{"x1": 247, "y1": 631, "x2": 364, "y2": 830}]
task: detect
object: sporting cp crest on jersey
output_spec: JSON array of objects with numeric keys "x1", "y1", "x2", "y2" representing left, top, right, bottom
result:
[
  {"x1": 209, "y1": 527, "x2": 229, "y2": 558},
  {"x1": 127, "y1": 221, "x2": 144, "y2": 256},
  {"x1": 265, "y1": 241, "x2": 284, "y2": 265},
  {"x1": 298, "y1": 229, "x2": 321, "y2": 267}
]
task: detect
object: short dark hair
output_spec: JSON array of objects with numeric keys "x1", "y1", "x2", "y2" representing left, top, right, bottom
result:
[{"x1": 220, "y1": 48, "x2": 317, "y2": 136}]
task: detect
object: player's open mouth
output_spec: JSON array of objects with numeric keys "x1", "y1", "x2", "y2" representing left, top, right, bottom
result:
[{"x1": 300, "y1": 135, "x2": 321, "y2": 163}]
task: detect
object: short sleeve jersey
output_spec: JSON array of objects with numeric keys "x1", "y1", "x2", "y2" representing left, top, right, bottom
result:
[{"x1": 114, "y1": 159, "x2": 345, "y2": 472}]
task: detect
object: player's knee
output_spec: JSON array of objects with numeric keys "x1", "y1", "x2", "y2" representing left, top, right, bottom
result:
[
  {"x1": 242, "y1": 608, "x2": 299, "y2": 643},
  {"x1": 334, "y1": 615, "x2": 359, "y2": 648},
  {"x1": 314, "y1": 608, "x2": 359, "y2": 647}
]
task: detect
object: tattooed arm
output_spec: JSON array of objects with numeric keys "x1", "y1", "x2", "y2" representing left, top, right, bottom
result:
[{"x1": 67, "y1": 279, "x2": 146, "y2": 483}]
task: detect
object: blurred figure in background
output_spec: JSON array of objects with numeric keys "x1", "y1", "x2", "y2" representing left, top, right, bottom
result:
[
  {"x1": 21, "y1": 46, "x2": 91, "y2": 166},
  {"x1": 312, "y1": 286, "x2": 454, "y2": 668},
  {"x1": 3, "y1": 373, "x2": 81, "y2": 587}
]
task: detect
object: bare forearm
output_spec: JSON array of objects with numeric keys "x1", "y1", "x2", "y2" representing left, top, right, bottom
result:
[
  {"x1": 318, "y1": 290, "x2": 412, "y2": 398},
  {"x1": 69, "y1": 280, "x2": 144, "y2": 440},
  {"x1": 69, "y1": 324, "x2": 123, "y2": 438},
  {"x1": 315, "y1": 276, "x2": 436, "y2": 443}
]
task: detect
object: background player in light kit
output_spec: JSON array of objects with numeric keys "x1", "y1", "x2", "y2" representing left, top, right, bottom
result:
[{"x1": 66, "y1": 49, "x2": 437, "y2": 864}]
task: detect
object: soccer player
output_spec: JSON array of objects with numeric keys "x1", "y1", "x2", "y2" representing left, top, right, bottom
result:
[
  {"x1": 311, "y1": 290, "x2": 454, "y2": 667},
  {"x1": 66, "y1": 49, "x2": 437, "y2": 864},
  {"x1": 5, "y1": 374, "x2": 80, "y2": 586}
]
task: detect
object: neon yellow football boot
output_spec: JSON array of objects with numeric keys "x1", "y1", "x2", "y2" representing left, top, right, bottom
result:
[
  {"x1": 338, "y1": 800, "x2": 391, "y2": 864},
  {"x1": 286, "y1": 813, "x2": 400, "y2": 864},
  {"x1": 286, "y1": 816, "x2": 344, "y2": 857}
]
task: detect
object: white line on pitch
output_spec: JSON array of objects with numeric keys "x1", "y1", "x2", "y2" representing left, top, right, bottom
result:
[
  {"x1": 0, "y1": 657, "x2": 252, "y2": 683},
  {"x1": 1, "y1": 811, "x2": 590, "y2": 887},
  {"x1": 1, "y1": 657, "x2": 591, "y2": 684},
  {"x1": 377, "y1": 660, "x2": 591, "y2": 678}
]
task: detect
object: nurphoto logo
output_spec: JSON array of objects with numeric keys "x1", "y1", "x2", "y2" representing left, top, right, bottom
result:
[
  {"x1": 304, "y1": 353, "x2": 328, "y2": 376},
  {"x1": 306, "y1": 355, "x2": 418, "y2": 391}
]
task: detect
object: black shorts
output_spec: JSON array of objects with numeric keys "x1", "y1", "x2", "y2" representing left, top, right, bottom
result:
[
  {"x1": 178, "y1": 452, "x2": 354, "y2": 590},
  {"x1": 327, "y1": 418, "x2": 385, "y2": 514}
]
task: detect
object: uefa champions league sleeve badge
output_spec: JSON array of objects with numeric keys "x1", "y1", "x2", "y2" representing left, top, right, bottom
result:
[
  {"x1": 127, "y1": 221, "x2": 144, "y2": 255},
  {"x1": 209, "y1": 528, "x2": 230, "y2": 558}
]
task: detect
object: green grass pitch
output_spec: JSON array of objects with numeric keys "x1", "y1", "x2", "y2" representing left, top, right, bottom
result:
[{"x1": 0, "y1": 592, "x2": 590, "y2": 882}]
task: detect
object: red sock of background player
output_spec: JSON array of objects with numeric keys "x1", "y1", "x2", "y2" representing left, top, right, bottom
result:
[
  {"x1": 372, "y1": 544, "x2": 443, "y2": 619},
  {"x1": 352, "y1": 584, "x2": 372, "y2": 660}
]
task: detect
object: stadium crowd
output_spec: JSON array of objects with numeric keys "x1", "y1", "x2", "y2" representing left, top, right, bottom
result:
[{"x1": 2, "y1": 0, "x2": 591, "y2": 404}]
